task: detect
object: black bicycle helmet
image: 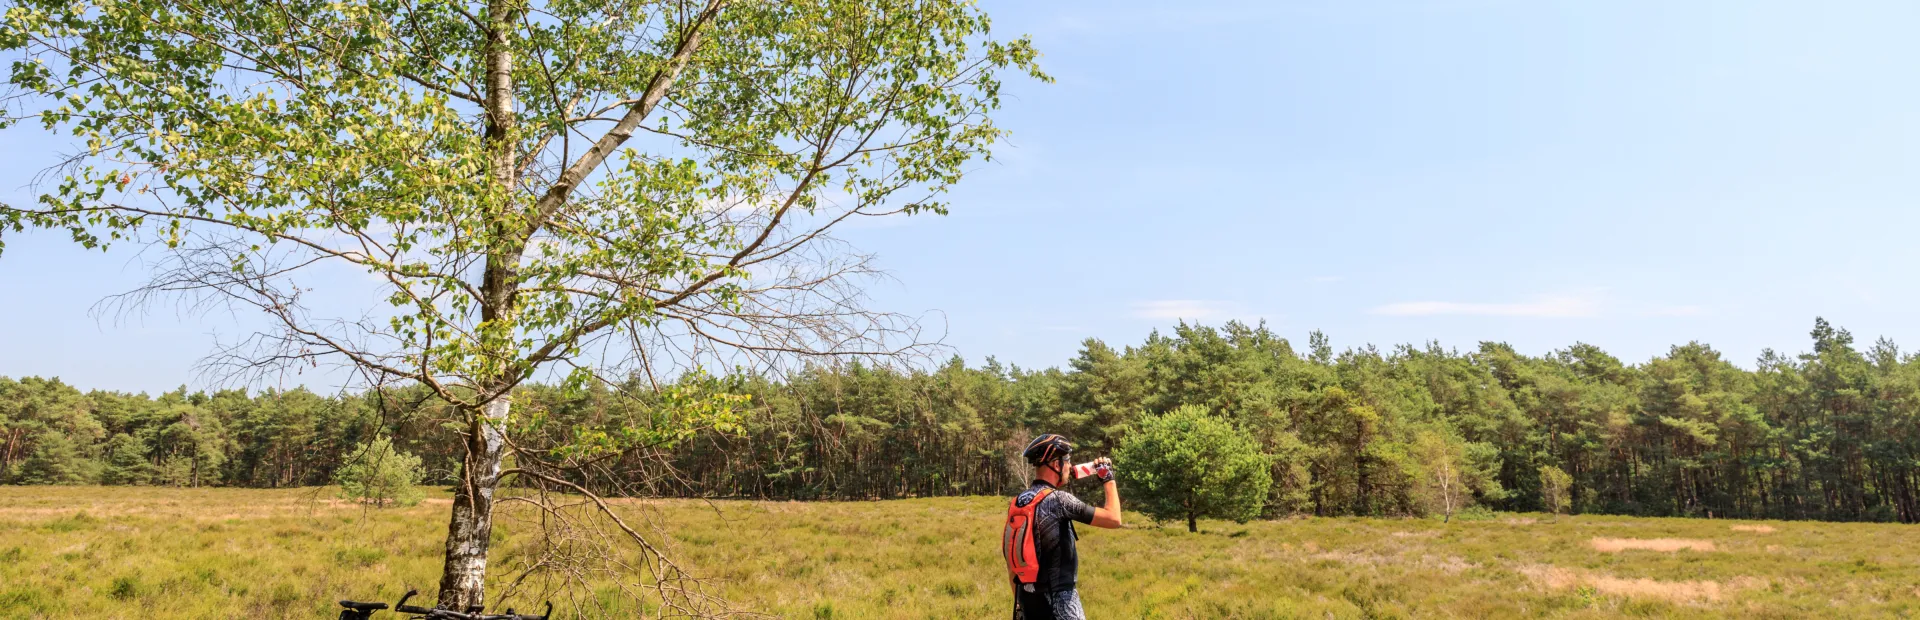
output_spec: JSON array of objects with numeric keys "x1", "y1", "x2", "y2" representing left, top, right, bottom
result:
[{"x1": 1023, "y1": 433, "x2": 1074, "y2": 465}]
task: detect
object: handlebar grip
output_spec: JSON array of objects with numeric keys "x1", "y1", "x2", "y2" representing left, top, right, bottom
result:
[
  {"x1": 515, "y1": 601, "x2": 553, "y2": 620},
  {"x1": 490, "y1": 601, "x2": 552, "y2": 620}
]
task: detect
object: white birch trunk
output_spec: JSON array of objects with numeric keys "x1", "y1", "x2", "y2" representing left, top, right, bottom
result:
[
  {"x1": 436, "y1": 396, "x2": 511, "y2": 610},
  {"x1": 439, "y1": 0, "x2": 518, "y2": 608}
]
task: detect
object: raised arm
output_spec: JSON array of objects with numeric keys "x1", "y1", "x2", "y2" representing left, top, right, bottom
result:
[{"x1": 1089, "y1": 457, "x2": 1123, "y2": 529}]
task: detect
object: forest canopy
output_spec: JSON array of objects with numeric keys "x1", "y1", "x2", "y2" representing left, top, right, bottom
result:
[{"x1": 5, "y1": 317, "x2": 1918, "y2": 524}]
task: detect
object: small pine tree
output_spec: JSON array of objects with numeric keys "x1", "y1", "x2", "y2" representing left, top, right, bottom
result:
[
  {"x1": 99, "y1": 434, "x2": 156, "y2": 485},
  {"x1": 1115, "y1": 405, "x2": 1273, "y2": 532},
  {"x1": 17, "y1": 431, "x2": 92, "y2": 485},
  {"x1": 1538, "y1": 464, "x2": 1573, "y2": 516},
  {"x1": 334, "y1": 436, "x2": 426, "y2": 508}
]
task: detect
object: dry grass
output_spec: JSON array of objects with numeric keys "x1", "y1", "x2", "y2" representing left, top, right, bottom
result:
[
  {"x1": 1731, "y1": 525, "x2": 1777, "y2": 533},
  {"x1": 4, "y1": 487, "x2": 1920, "y2": 618},
  {"x1": 1589, "y1": 537, "x2": 1717, "y2": 552},
  {"x1": 1585, "y1": 576, "x2": 1723, "y2": 603},
  {"x1": 1520, "y1": 565, "x2": 1751, "y2": 603}
]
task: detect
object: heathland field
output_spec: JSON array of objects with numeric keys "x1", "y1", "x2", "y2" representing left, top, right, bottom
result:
[{"x1": 2, "y1": 487, "x2": 1918, "y2": 618}]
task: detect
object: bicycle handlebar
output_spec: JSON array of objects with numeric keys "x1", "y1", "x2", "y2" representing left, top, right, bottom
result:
[{"x1": 407, "y1": 608, "x2": 551, "y2": 620}]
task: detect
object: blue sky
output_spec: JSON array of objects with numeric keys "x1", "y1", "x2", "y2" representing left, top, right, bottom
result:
[{"x1": 5, "y1": 0, "x2": 1920, "y2": 393}]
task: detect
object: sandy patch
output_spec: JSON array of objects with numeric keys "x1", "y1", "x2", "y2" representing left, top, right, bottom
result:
[
  {"x1": 1521, "y1": 564, "x2": 1752, "y2": 603},
  {"x1": 1590, "y1": 537, "x2": 1716, "y2": 552},
  {"x1": 1730, "y1": 525, "x2": 1775, "y2": 533},
  {"x1": 1390, "y1": 530, "x2": 1440, "y2": 539},
  {"x1": 1585, "y1": 575, "x2": 1724, "y2": 602},
  {"x1": 1502, "y1": 517, "x2": 1537, "y2": 525}
]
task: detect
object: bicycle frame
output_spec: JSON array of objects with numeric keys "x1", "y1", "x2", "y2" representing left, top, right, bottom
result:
[{"x1": 339, "y1": 589, "x2": 552, "y2": 620}]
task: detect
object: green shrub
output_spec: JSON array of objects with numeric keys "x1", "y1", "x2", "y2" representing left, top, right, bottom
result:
[{"x1": 333, "y1": 436, "x2": 425, "y2": 508}]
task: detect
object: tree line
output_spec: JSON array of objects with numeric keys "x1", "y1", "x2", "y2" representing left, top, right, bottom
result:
[{"x1": 6, "y1": 318, "x2": 1920, "y2": 523}]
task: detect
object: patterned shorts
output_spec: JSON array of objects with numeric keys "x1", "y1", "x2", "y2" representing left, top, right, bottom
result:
[{"x1": 1016, "y1": 588, "x2": 1085, "y2": 620}]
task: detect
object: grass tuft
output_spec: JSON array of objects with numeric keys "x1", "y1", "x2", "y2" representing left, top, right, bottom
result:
[
  {"x1": 334, "y1": 547, "x2": 387, "y2": 568},
  {"x1": 109, "y1": 576, "x2": 141, "y2": 601}
]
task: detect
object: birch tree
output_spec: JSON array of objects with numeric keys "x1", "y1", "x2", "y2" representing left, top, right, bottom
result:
[
  {"x1": 1540, "y1": 464, "x2": 1573, "y2": 516},
  {"x1": 0, "y1": 0, "x2": 1041, "y2": 612},
  {"x1": 1411, "y1": 429, "x2": 1503, "y2": 523}
]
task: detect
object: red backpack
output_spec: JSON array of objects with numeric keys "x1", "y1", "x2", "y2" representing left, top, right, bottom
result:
[{"x1": 1002, "y1": 487, "x2": 1055, "y2": 586}]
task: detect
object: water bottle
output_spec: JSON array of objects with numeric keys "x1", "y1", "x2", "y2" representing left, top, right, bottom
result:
[{"x1": 1070, "y1": 460, "x2": 1111, "y2": 481}]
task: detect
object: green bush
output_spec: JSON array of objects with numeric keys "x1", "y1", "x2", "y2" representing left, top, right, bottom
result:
[
  {"x1": 1115, "y1": 405, "x2": 1272, "y2": 532},
  {"x1": 333, "y1": 436, "x2": 425, "y2": 508}
]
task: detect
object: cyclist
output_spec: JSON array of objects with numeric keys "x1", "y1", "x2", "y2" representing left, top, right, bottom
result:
[{"x1": 1006, "y1": 433, "x2": 1122, "y2": 620}]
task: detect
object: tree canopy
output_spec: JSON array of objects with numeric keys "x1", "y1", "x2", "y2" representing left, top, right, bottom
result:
[
  {"x1": 1, "y1": 0, "x2": 1043, "y2": 610},
  {"x1": 1115, "y1": 404, "x2": 1273, "y2": 532},
  {"x1": 12, "y1": 318, "x2": 1920, "y2": 529}
]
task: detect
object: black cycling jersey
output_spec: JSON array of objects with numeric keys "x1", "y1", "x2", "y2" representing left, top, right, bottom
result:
[{"x1": 1014, "y1": 481, "x2": 1096, "y2": 593}]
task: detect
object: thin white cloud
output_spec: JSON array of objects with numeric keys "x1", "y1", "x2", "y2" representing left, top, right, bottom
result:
[
  {"x1": 1643, "y1": 305, "x2": 1709, "y2": 317},
  {"x1": 1370, "y1": 293, "x2": 1602, "y2": 318},
  {"x1": 1131, "y1": 299, "x2": 1249, "y2": 321}
]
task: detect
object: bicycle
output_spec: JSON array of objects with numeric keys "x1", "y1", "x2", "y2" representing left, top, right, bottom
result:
[{"x1": 340, "y1": 589, "x2": 552, "y2": 620}]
